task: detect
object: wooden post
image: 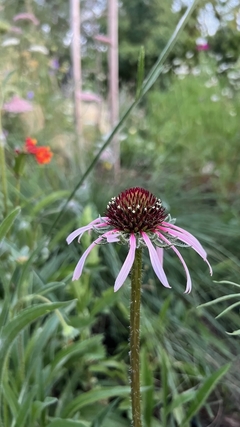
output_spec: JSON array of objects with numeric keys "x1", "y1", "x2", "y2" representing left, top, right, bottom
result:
[
  {"x1": 108, "y1": 0, "x2": 120, "y2": 178},
  {"x1": 70, "y1": 0, "x2": 82, "y2": 149}
]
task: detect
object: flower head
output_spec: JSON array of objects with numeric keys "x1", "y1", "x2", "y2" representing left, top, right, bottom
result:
[
  {"x1": 25, "y1": 137, "x2": 38, "y2": 154},
  {"x1": 34, "y1": 146, "x2": 53, "y2": 164},
  {"x1": 16, "y1": 137, "x2": 53, "y2": 164},
  {"x1": 196, "y1": 37, "x2": 209, "y2": 52},
  {"x1": 67, "y1": 187, "x2": 212, "y2": 293},
  {"x1": 3, "y1": 96, "x2": 33, "y2": 113}
]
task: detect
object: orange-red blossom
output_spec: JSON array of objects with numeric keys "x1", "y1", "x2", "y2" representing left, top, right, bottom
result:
[{"x1": 25, "y1": 137, "x2": 53, "y2": 164}]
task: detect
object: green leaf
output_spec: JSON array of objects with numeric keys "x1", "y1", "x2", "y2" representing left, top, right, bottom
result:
[
  {"x1": 31, "y1": 190, "x2": 69, "y2": 216},
  {"x1": 198, "y1": 293, "x2": 240, "y2": 308},
  {"x1": 50, "y1": 335, "x2": 104, "y2": 374},
  {"x1": 0, "y1": 206, "x2": 21, "y2": 240},
  {"x1": 91, "y1": 398, "x2": 120, "y2": 427},
  {"x1": 12, "y1": 387, "x2": 37, "y2": 427},
  {"x1": 160, "y1": 349, "x2": 169, "y2": 427},
  {"x1": 0, "y1": 290, "x2": 11, "y2": 328},
  {"x1": 213, "y1": 280, "x2": 240, "y2": 288},
  {"x1": 37, "y1": 281, "x2": 66, "y2": 295},
  {"x1": 141, "y1": 0, "x2": 199, "y2": 95},
  {"x1": 181, "y1": 364, "x2": 231, "y2": 426},
  {"x1": 13, "y1": 153, "x2": 26, "y2": 178},
  {"x1": 136, "y1": 46, "x2": 145, "y2": 100},
  {"x1": 31, "y1": 397, "x2": 58, "y2": 425},
  {"x1": 226, "y1": 329, "x2": 240, "y2": 336},
  {"x1": 62, "y1": 386, "x2": 130, "y2": 417},
  {"x1": 216, "y1": 301, "x2": 240, "y2": 319},
  {"x1": 91, "y1": 288, "x2": 119, "y2": 316},
  {"x1": 0, "y1": 301, "x2": 71, "y2": 381},
  {"x1": 46, "y1": 420, "x2": 87, "y2": 427},
  {"x1": 141, "y1": 348, "x2": 154, "y2": 427},
  {"x1": 2, "y1": 69, "x2": 17, "y2": 87},
  {"x1": 2, "y1": 378, "x2": 19, "y2": 418},
  {"x1": 166, "y1": 388, "x2": 196, "y2": 415}
]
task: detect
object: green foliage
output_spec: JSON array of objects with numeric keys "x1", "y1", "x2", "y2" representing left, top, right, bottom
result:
[
  {"x1": 1, "y1": 1, "x2": 240, "y2": 426},
  {"x1": 0, "y1": 206, "x2": 20, "y2": 239}
]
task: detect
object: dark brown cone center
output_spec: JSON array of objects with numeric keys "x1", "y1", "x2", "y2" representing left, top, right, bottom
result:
[{"x1": 106, "y1": 187, "x2": 167, "y2": 233}]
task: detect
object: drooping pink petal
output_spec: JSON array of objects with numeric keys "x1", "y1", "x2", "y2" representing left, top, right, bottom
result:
[
  {"x1": 156, "y1": 247, "x2": 164, "y2": 266},
  {"x1": 76, "y1": 91, "x2": 102, "y2": 103},
  {"x1": 160, "y1": 222, "x2": 212, "y2": 275},
  {"x1": 13, "y1": 13, "x2": 40, "y2": 26},
  {"x1": 66, "y1": 217, "x2": 109, "y2": 244},
  {"x1": 114, "y1": 234, "x2": 136, "y2": 292},
  {"x1": 162, "y1": 225, "x2": 206, "y2": 256},
  {"x1": 161, "y1": 222, "x2": 206, "y2": 256},
  {"x1": 94, "y1": 34, "x2": 111, "y2": 44},
  {"x1": 141, "y1": 232, "x2": 171, "y2": 289},
  {"x1": 72, "y1": 237, "x2": 102, "y2": 280},
  {"x1": 172, "y1": 246, "x2": 192, "y2": 293},
  {"x1": 157, "y1": 231, "x2": 192, "y2": 293}
]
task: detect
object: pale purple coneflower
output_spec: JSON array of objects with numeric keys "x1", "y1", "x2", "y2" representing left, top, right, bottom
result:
[
  {"x1": 13, "y1": 13, "x2": 40, "y2": 26},
  {"x1": 3, "y1": 96, "x2": 33, "y2": 113},
  {"x1": 67, "y1": 187, "x2": 212, "y2": 293}
]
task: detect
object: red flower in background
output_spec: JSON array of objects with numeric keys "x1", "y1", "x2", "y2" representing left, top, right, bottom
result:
[
  {"x1": 25, "y1": 137, "x2": 38, "y2": 154},
  {"x1": 35, "y1": 146, "x2": 53, "y2": 164},
  {"x1": 24, "y1": 137, "x2": 53, "y2": 164}
]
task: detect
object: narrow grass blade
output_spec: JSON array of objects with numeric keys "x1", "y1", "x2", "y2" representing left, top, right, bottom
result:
[
  {"x1": 141, "y1": 348, "x2": 154, "y2": 427},
  {"x1": 0, "y1": 206, "x2": 20, "y2": 240},
  {"x1": 0, "y1": 301, "x2": 70, "y2": 381},
  {"x1": 181, "y1": 364, "x2": 230, "y2": 427},
  {"x1": 213, "y1": 280, "x2": 240, "y2": 289},
  {"x1": 198, "y1": 293, "x2": 240, "y2": 308},
  {"x1": 142, "y1": 0, "x2": 199, "y2": 95},
  {"x1": 62, "y1": 386, "x2": 130, "y2": 417},
  {"x1": 136, "y1": 46, "x2": 145, "y2": 100},
  {"x1": 31, "y1": 190, "x2": 69, "y2": 216},
  {"x1": 46, "y1": 420, "x2": 87, "y2": 427},
  {"x1": 91, "y1": 398, "x2": 120, "y2": 427}
]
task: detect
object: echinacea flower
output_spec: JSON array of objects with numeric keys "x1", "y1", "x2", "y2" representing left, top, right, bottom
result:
[
  {"x1": 67, "y1": 187, "x2": 212, "y2": 293},
  {"x1": 3, "y1": 96, "x2": 32, "y2": 113}
]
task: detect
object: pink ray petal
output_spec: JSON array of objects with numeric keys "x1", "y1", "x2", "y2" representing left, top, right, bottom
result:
[
  {"x1": 160, "y1": 223, "x2": 212, "y2": 275},
  {"x1": 161, "y1": 222, "x2": 207, "y2": 257},
  {"x1": 114, "y1": 234, "x2": 136, "y2": 292},
  {"x1": 72, "y1": 237, "x2": 102, "y2": 280},
  {"x1": 157, "y1": 231, "x2": 192, "y2": 293},
  {"x1": 105, "y1": 232, "x2": 120, "y2": 243},
  {"x1": 172, "y1": 246, "x2": 192, "y2": 293},
  {"x1": 66, "y1": 217, "x2": 109, "y2": 244},
  {"x1": 159, "y1": 227, "x2": 212, "y2": 277},
  {"x1": 141, "y1": 232, "x2": 171, "y2": 289},
  {"x1": 156, "y1": 247, "x2": 164, "y2": 266},
  {"x1": 13, "y1": 13, "x2": 39, "y2": 26}
]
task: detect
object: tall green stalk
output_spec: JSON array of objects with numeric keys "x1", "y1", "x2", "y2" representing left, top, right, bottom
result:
[
  {"x1": 130, "y1": 248, "x2": 143, "y2": 427},
  {"x1": 0, "y1": 121, "x2": 8, "y2": 216}
]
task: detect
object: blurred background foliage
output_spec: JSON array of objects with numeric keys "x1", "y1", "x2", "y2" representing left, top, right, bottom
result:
[{"x1": 1, "y1": 0, "x2": 240, "y2": 426}]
